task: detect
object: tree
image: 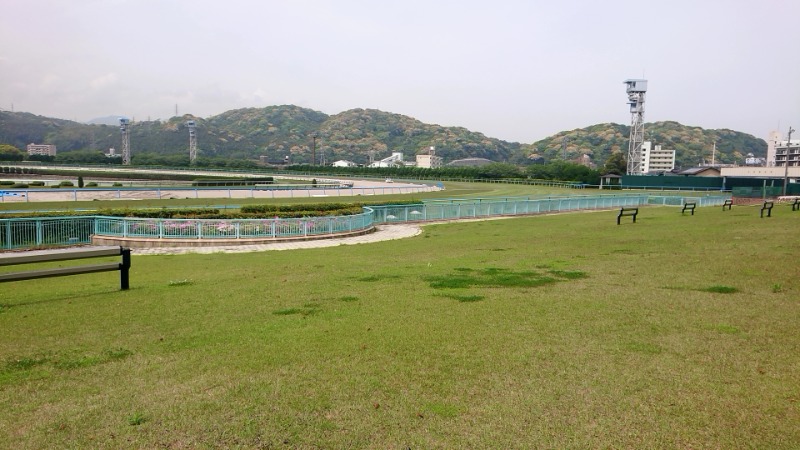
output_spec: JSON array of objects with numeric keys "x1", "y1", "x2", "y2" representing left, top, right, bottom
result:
[
  {"x1": 602, "y1": 152, "x2": 627, "y2": 175},
  {"x1": 27, "y1": 154, "x2": 55, "y2": 162},
  {"x1": 0, "y1": 144, "x2": 24, "y2": 161}
]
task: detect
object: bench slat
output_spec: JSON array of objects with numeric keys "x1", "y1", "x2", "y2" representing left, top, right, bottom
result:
[
  {"x1": 0, "y1": 262, "x2": 121, "y2": 282},
  {"x1": 0, "y1": 246, "x2": 122, "y2": 266}
]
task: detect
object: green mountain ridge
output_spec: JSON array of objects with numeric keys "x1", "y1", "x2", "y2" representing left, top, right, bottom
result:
[{"x1": 0, "y1": 106, "x2": 766, "y2": 168}]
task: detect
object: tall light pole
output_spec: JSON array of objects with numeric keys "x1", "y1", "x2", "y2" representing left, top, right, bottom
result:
[
  {"x1": 119, "y1": 117, "x2": 131, "y2": 165},
  {"x1": 311, "y1": 133, "x2": 318, "y2": 166},
  {"x1": 624, "y1": 79, "x2": 647, "y2": 175},
  {"x1": 783, "y1": 126, "x2": 795, "y2": 196},
  {"x1": 187, "y1": 120, "x2": 197, "y2": 164}
]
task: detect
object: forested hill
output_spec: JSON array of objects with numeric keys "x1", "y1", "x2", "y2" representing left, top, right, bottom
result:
[
  {"x1": 525, "y1": 121, "x2": 767, "y2": 169},
  {"x1": 0, "y1": 107, "x2": 766, "y2": 168}
]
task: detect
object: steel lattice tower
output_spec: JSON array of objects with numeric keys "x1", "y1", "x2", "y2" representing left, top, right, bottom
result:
[
  {"x1": 624, "y1": 79, "x2": 647, "y2": 175},
  {"x1": 119, "y1": 117, "x2": 131, "y2": 165},
  {"x1": 187, "y1": 120, "x2": 197, "y2": 163}
]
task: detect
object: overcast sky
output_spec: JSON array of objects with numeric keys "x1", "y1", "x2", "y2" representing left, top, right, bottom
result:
[{"x1": 1, "y1": 0, "x2": 798, "y2": 143}]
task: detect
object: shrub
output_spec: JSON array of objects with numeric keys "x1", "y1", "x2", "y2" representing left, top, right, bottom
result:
[
  {"x1": 0, "y1": 180, "x2": 14, "y2": 186},
  {"x1": 29, "y1": 181, "x2": 45, "y2": 186},
  {"x1": 85, "y1": 182, "x2": 98, "y2": 187},
  {"x1": 59, "y1": 181, "x2": 74, "y2": 187},
  {"x1": 10, "y1": 183, "x2": 28, "y2": 188}
]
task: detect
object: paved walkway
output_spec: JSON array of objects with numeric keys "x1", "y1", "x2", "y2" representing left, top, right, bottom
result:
[{"x1": 132, "y1": 224, "x2": 423, "y2": 255}]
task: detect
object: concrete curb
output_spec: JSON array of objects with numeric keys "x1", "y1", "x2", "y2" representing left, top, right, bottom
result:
[{"x1": 132, "y1": 224, "x2": 423, "y2": 255}]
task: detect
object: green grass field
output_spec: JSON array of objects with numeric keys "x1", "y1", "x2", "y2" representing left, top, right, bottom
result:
[{"x1": 1, "y1": 204, "x2": 799, "y2": 448}]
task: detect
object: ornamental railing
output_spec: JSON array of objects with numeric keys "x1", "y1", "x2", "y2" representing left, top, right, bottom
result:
[{"x1": 91, "y1": 210, "x2": 374, "y2": 241}]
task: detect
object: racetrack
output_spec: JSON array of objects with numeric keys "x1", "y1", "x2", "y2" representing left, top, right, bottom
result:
[{"x1": 1, "y1": 177, "x2": 441, "y2": 203}]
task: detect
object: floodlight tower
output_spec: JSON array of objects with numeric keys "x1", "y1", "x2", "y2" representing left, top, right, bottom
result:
[
  {"x1": 624, "y1": 79, "x2": 647, "y2": 175},
  {"x1": 187, "y1": 120, "x2": 197, "y2": 163},
  {"x1": 119, "y1": 117, "x2": 131, "y2": 165}
]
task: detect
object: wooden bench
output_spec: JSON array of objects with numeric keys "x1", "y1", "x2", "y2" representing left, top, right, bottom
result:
[
  {"x1": 681, "y1": 202, "x2": 697, "y2": 215},
  {"x1": 792, "y1": 198, "x2": 800, "y2": 211},
  {"x1": 722, "y1": 199, "x2": 733, "y2": 211},
  {"x1": 761, "y1": 201, "x2": 774, "y2": 218},
  {"x1": 0, "y1": 246, "x2": 131, "y2": 290},
  {"x1": 617, "y1": 207, "x2": 639, "y2": 225}
]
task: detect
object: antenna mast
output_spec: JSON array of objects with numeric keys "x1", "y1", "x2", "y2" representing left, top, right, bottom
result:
[
  {"x1": 119, "y1": 117, "x2": 131, "y2": 165},
  {"x1": 624, "y1": 79, "x2": 647, "y2": 175}
]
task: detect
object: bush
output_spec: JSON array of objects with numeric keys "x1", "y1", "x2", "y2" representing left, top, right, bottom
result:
[
  {"x1": 29, "y1": 181, "x2": 45, "y2": 186},
  {"x1": 112, "y1": 182, "x2": 123, "y2": 187},
  {"x1": 0, "y1": 180, "x2": 15, "y2": 186},
  {"x1": 85, "y1": 182, "x2": 98, "y2": 187},
  {"x1": 240, "y1": 203, "x2": 356, "y2": 214},
  {"x1": 11, "y1": 183, "x2": 29, "y2": 188},
  {"x1": 59, "y1": 181, "x2": 74, "y2": 187}
]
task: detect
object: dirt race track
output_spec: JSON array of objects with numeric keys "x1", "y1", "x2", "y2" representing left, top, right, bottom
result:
[{"x1": 1, "y1": 179, "x2": 441, "y2": 203}]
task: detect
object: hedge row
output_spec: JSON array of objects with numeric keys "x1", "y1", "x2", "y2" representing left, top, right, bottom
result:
[
  {"x1": 240, "y1": 202, "x2": 356, "y2": 214},
  {"x1": 1, "y1": 206, "x2": 365, "y2": 220}
]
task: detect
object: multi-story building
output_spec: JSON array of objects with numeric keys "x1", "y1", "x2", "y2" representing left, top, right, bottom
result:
[
  {"x1": 26, "y1": 143, "x2": 57, "y2": 156},
  {"x1": 415, "y1": 146, "x2": 443, "y2": 169},
  {"x1": 640, "y1": 141, "x2": 675, "y2": 173},
  {"x1": 416, "y1": 154, "x2": 443, "y2": 169},
  {"x1": 767, "y1": 130, "x2": 800, "y2": 167}
]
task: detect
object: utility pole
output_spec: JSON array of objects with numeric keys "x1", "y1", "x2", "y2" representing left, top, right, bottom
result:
[
  {"x1": 711, "y1": 141, "x2": 716, "y2": 166},
  {"x1": 783, "y1": 126, "x2": 795, "y2": 196}
]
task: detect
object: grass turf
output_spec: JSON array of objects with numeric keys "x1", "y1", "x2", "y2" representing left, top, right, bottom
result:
[{"x1": 1, "y1": 204, "x2": 799, "y2": 448}]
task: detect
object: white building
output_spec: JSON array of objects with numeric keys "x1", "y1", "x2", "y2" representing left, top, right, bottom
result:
[
  {"x1": 766, "y1": 130, "x2": 800, "y2": 168},
  {"x1": 640, "y1": 141, "x2": 675, "y2": 173},
  {"x1": 745, "y1": 153, "x2": 766, "y2": 166},
  {"x1": 369, "y1": 152, "x2": 404, "y2": 168},
  {"x1": 416, "y1": 147, "x2": 443, "y2": 169},
  {"x1": 26, "y1": 143, "x2": 57, "y2": 156},
  {"x1": 332, "y1": 160, "x2": 357, "y2": 167}
]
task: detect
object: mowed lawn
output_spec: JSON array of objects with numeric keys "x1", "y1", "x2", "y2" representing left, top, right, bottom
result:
[{"x1": 1, "y1": 205, "x2": 799, "y2": 448}]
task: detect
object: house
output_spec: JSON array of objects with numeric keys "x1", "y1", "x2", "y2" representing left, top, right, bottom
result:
[{"x1": 332, "y1": 160, "x2": 357, "y2": 167}]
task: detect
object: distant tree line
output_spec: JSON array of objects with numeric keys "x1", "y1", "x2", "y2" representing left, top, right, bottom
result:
[
  {"x1": 0, "y1": 144, "x2": 260, "y2": 169},
  {"x1": 284, "y1": 161, "x2": 602, "y2": 185}
]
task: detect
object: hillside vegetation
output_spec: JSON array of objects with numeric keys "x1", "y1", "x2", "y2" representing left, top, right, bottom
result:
[
  {"x1": 526, "y1": 121, "x2": 766, "y2": 169},
  {"x1": 0, "y1": 107, "x2": 765, "y2": 169}
]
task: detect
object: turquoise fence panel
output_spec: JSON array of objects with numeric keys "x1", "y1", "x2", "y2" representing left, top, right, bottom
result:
[
  {"x1": 0, "y1": 216, "x2": 94, "y2": 250},
  {"x1": 89, "y1": 210, "x2": 374, "y2": 241},
  {"x1": 368, "y1": 194, "x2": 651, "y2": 224}
]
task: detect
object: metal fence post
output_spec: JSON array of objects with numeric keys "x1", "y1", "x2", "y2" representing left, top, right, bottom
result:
[{"x1": 120, "y1": 247, "x2": 131, "y2": 290}]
